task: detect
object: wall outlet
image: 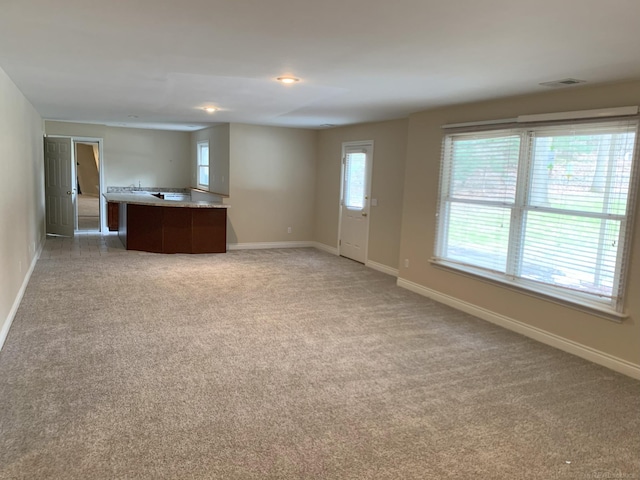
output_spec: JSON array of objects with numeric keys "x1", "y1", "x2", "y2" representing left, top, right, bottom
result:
[
  {"x1": 287, "y1": 227, "x2": 292, "y2": 234},
  {"x1": 404, "y1": 258, "x2": 409, "y2": 268}
]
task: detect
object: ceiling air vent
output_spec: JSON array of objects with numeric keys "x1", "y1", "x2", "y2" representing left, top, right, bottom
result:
[{"x1": 539, "y1": 78, "x2": 587, "y2": 88}]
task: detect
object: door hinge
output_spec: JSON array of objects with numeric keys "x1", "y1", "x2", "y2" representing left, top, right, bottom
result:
[{"x1": 339, "y1": 239, "x2": 341, "y2": 246}]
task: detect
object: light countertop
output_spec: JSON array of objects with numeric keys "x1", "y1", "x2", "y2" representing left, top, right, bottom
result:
[{"x1": 103, "y1": 192, "x2": 229, "y2": 209}]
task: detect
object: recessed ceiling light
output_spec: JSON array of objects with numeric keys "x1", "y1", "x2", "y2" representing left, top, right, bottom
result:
[
  {"x1": 204, "y1": 107, "x2": 217, "y2": 113},
  {"x1": 277, "y1": 76, "x2": 300, "y2": 84}
]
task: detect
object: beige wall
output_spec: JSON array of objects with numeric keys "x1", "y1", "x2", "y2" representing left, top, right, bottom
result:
[
  {"x1": 44, "y1": 122, "x2": 191, "y2": 188},
  {"x1": 191, "y1": 124, "x2": 230, "y2": 196},
  {"x1": 399, "y1": 80, "x2": 640, "y2": 366},
  {"x1": 227, "y1": 123, "x2": 317, "y2": 244},
  {"x1": 0, "y1": 67, "x2": 45, "y2": 346},
  {"x1": 44, "y1": 121, "x2": 317, "y2": 246},
  {"x1": 315, "y1": 119, "x2": 408, "y2": 269},
  {"x1": 13, "y1": 73, "x2": 639, "y2": 370}
]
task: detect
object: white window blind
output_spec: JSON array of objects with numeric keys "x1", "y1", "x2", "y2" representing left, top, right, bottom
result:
[{"x1": 434, "y1": 119, "x2": 639, "y2": 315}]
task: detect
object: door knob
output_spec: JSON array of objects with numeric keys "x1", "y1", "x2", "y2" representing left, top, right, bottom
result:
[
  {"x1": 66, "y1": 191, "x2": 72, "y2": 195},
  {"x1": 362, "y1": 212, "x2": 368, "y2": 217}
]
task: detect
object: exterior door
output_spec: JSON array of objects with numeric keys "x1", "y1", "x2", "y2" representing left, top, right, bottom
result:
[
  {"x1": 44, "y1": 137, "x2": 75, "y2": 237},
  {"x1": 339, "y1": 142, "x2": 373, "y2": 263}
]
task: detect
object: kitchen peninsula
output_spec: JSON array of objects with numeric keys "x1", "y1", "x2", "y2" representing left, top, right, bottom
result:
[{"x1": 104, "y1": 192, "x2": 229, "y2": 254}]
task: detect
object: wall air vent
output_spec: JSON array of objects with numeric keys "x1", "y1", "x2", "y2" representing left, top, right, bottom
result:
[{"x1": 539, "y1": 78, "x2": 587, "y2": 88}]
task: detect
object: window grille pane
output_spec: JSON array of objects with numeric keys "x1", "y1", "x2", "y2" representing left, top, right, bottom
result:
[
  {"x1": 450, "y1": 135, "x2": 520, "y2": 202},
  {"x1": 198, "y1": 165, "x2": 209, "y2": 186},
  {"x1": 200, "y1": 145, "x2": 209, "y2": 166},
  {"x1": 198, "y1": 144, "x2": 209, "y2": 166},
  {"x1": 530, "y1": 131, "x2": 635, "y2": 215},
  {"x1": 521, "y1": 212, "x2": 620, "y2": 299},
  {"x1": 444, "y1": 203, "x2": 511, "y2": 272},
  {"x1": 345, "y1": 152, "x2": 366, "y2": 208}
]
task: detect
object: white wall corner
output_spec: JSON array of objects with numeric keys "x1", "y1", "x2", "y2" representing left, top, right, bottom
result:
[
  {"x1": 228, "y1": 241, "x2": 315, "y2": 250},
  {"x1": 0, "y1": 242, "x2": 43, "y2": 351},
  {"x1": 313, "y1": 242, "x2": 339, "y2": 256},
  {"x1": 396, "y1": 277, "x2": 640, "y2": 380},
  {"x1": 366, "y1": 260, "x2": 399, "y2": 277}
]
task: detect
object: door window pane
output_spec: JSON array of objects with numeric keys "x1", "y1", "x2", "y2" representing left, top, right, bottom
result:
[{"x1": 345, "y1": 152, "x2": 366, "y2": 208}]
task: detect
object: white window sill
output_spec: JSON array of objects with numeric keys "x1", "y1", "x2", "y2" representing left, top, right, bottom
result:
[{"x1": 429, "y1": 258, "x2": 627, "y2": 323}]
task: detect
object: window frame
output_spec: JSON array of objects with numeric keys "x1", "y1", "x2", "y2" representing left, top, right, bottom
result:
[
  {"x1": 196, "y1": 140, "x2": 209, "y2": 189},
  {"x1": 433, "y1": 117, "x2": 640, "y2": 320}
]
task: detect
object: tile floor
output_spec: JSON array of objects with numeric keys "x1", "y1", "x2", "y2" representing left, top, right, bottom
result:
[{"x1": 39, "y1": 232, "x2": 128, "y2": 259}]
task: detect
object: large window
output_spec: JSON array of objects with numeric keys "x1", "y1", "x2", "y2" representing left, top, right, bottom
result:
[
  {"x1": 197, "y1": 141, "x2": 209, "y2": 189},
  {"x1": 434, "y1": 118, "x2": 639, "y2": 315}
]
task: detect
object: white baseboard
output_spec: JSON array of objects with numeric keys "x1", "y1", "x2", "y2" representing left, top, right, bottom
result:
[
  {"x1": 311, "y1": 244, "x2": 399, "y2": 277},
  {"x1": 228, "y1": 241, "x2": 315, "y2": 250},
  {"x1": 0, "y1": 241, "x2": 43, "y2": 351},
  {"x1": 397, "y1": 278, "x2": 640, "y2": 380},
  {"x1": 312, "y1": 242, "x2": 339, "y2": 256},
  {"x1": 229, "y1": 241, "x2": 341, "y2": 255},
  {"x1": 366, "y1": 260, "x2": 399, "y2": 277}
]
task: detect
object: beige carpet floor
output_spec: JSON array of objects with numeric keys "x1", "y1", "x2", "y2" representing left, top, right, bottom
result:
[{"x1": 0, "y1": 248, "x2": 638, "y2": 479}]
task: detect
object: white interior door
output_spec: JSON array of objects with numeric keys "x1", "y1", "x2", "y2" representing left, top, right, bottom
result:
[
  {"x1": 44, "y1": 137, "x2": 75, "y2": 237},
  {"x1": 339, "y1": 142, "x2": 373, "y2": 263}
]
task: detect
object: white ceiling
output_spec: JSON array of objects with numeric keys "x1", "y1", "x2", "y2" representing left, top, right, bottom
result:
[{"x1": 2, "y1": 0, "x2": 640, "y2": 131}]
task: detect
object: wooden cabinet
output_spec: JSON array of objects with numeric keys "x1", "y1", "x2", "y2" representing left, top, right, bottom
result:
[
  {"x1": 191, "y1": 209, "x2": 227, "y2": 253},
  {"x1": 119, "y1": 203, "x2": 227, "y2": 254},
  {"x1": 107, "y1": 202, "x2": 119, "y2": 231}
]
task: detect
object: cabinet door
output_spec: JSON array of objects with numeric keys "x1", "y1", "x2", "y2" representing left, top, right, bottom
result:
[
  {"x1": 107, "y1": 202, "x2": 119, "y2": 231},
  {"x1": 127, "y1": 204, "x2": 163, "y2": 253},
  {"x1": 192, "y1": 209, "x2": 227, "y2": 253},
  {"x1": 163, "y1": 207, "x2": 192, "y2": 253}
]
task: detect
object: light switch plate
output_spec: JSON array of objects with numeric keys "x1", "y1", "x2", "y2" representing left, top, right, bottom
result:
[{"x1": 371, "y1": 198, "x2": 378, "y2": 206}]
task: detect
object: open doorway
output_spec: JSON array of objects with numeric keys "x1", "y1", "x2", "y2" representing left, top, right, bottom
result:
[{"x1": 74, "y1": 140, "x2": 101, "y2": 232}]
